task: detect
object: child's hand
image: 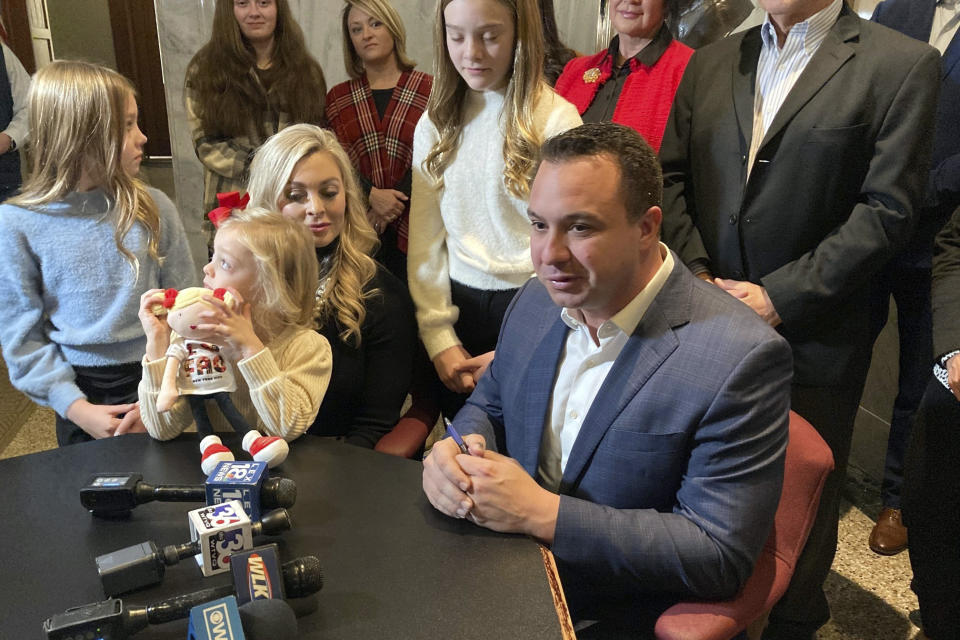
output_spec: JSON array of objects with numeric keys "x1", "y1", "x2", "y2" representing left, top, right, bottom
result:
[
  {"x1": 139, "y1": 289, "x2": 171, "y2": 360},
  {"x1": 195, "y1": 288, "x2": 265, "y2": 361},
  {"x1": 66, "y1": 398, "x2": 138, "y2": 439}
]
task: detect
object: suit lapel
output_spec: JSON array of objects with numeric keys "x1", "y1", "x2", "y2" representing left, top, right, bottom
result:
[
  {"x1": 758, "y1": 9, "x2": 858, "y2": 150},
  {"x1": 557, "y1": 261, "x2": 691, "y2": 494},
  {"x1": 733, "y1": 28, "x2": 762, "y2": 151},
  {"x1": 518, "y1": 315, "x2": 568, "y2": 476},
  {"x1": 901, "y1": 0, "x2": 936, "y2": 42}
]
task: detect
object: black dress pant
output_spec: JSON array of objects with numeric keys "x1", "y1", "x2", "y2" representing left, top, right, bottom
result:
[
  {"x1": 54, "y1": 362, "x2": 141, "y2": 446},
  {"x1": 902, "y1": 378, "x2": 960, "y2": 640},
  {"x1": 439, "y1": 280, "x2": 519, "y2": 421},
  {"x1": 764, "y1": 369, "x2": 871, "y2": 639}
]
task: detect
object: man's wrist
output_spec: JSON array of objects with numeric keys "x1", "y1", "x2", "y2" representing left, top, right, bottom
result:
[{"x1": 526, "y1": 490, "x2": 561, "y2": 545}]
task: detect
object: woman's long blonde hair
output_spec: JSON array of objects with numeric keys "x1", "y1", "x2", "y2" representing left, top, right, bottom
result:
[
  {"x1": 9, "y1": 60, "x2": 161, "y2": 275},
  {"x1": 246, "y1": 124, "x2": 378, "y2": 346},
  {"x1": 341, "y1": 0, "x2": 416, "y2": 79},
  {"x1": 216, "y1": 210, "x2": 319, "y2": 342},
  {"x1": 424, "y1": 0, "x2": 546, "y2": 198}
]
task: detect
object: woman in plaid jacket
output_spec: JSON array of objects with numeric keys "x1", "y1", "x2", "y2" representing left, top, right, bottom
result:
[{"x1": 325, "y1": 0, "x2": 432, "y2": 283}]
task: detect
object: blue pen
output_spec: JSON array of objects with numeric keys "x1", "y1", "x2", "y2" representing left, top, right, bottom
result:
[{"x1": 445, "y1": 420, "x2": 470, "y2": 454}]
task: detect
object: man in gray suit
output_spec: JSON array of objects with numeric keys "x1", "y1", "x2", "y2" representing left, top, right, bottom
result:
[
  {"x1": 423, "y1": 123, "x2": 793, "y2": 635},
  {"x1": 659, "y1": 0, "x2": 940, "y2": 636}
]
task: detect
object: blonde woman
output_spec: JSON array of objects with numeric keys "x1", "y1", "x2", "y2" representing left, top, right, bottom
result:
[
  {"x1": 325, "y1": 0, "x2": 432, "y2": 282},
  {"x1": 409, "y1": 0, "x2": 581, "y2": 417},
  {"x1": 247, "y1": 124, "x2": 420, "y2": 450},
  {"x1": 186, "y1": 0, "x2": 326, "y2": 245},
  {"x1": 0, "y1": 60, "x2": 195, "y2": 445}
]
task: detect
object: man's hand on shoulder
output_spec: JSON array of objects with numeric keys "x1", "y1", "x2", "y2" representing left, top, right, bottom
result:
[
  {"x1": 423, "y1": 433, "x2": 486, "y2": 518},
  {"x1": 715, "y1": 278, "x2": 782, "y2": 327},
  {"x1": 458, "y1": 451, "x2": 560, "y2": 545}
]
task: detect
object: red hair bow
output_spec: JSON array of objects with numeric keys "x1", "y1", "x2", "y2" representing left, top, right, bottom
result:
[
  {"x1": 207, "y1": 191, "x2": 249, "y2": 228},
  {"x1": 162, "y1": 288, "x2": 178, "y2": 309}
]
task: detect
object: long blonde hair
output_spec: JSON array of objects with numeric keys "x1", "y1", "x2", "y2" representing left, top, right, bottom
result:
[
  {"x1": 341, "y1": 0, "x2": 416, "y2": 79},
  {"x1": 216, "y1": 210, "x2": 319, "y2": 342},
  {"x1": 424, "y1": 0, "x2": 546, "y2": 198},
  {"x1": 246, "y1": 124, "x2": 378, "y2": 345},
  {"x1": 9, "y1": 60, "x2": 161, "y2": 275}
]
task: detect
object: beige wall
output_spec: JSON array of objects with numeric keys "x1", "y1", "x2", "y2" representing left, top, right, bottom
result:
[{"x1": 46, "y1": 0, "x2": 117, "y2": 70}]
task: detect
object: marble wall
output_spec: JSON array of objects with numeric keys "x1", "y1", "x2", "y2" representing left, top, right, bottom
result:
[{"x1": 154, "y1": 0, "x2": 602, "y2": 271}]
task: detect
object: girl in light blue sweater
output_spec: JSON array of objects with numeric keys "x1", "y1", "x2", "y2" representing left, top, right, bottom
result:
[{"x1": 0, "y1": 60, "x2": 195, "y2": 445}]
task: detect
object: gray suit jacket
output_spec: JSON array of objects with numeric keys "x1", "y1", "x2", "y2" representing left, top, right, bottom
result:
[
  {"x1": 660, "y1": 4, "x2": 941, "y2": 385},
  {"x1": 454, "y1": 259, "x2": 793, "y2": 623}
]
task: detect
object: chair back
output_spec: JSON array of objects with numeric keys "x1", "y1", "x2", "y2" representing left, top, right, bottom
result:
[{"x1": 653, "y1": 410, "x2": 834, "y2": 640}]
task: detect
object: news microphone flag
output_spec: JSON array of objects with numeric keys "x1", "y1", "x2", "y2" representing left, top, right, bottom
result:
[
  {"x1": 206, "y1": 461, "x2": 267, "y2": 521},
  {"x1": 187, "y1": 595, "x2": 245, "y2": 640},
  {"x1": 189, "y1": 499, "x2": 252, "y2": 576},
  {"x1": 230, "y1": 544, "x2": 284, "y2": 604}
]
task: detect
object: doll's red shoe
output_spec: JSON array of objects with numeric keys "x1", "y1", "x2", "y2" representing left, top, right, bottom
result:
[
  {"x1": 242, "y1": 430, "x2": 289, "y2": 468},
  {"x1": 200, "y1": 434, "x2": 234, "y2": 475}
]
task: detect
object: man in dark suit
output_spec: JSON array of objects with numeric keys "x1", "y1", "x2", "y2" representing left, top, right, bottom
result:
[
  {"x1": 423, "y1": 123, "x2": 793, "y2": 635},
  {"x1": 659, "y1": 0, "x2": 940, "y2": 636},
  {"x1": 867, "y1": 0, "x2": 960, "y2": 557},
  {"x1": 902, "y1": 206, "x2": 960, "y2": 640}
]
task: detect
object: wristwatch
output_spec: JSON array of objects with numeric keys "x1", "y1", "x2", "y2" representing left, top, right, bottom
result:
[{"x1": 6, "y1": 137, "x2": 15, "y2": 152}]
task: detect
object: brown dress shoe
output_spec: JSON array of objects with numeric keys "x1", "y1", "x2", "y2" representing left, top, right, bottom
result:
[{"x1": 870, "y1": 507, "x2": 908, "y2": 555}]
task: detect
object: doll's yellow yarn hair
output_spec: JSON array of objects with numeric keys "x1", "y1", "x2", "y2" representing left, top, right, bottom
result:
[{"x1": 151, "y1": 287, "x2": 235, "y2": 315}]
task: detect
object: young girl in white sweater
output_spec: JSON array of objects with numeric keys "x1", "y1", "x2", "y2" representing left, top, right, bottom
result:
[
  {"x1": 0, "y1": 60, "x2": 195, "y2": 445},
  {"x1": 138, "y1": 212, "x2": 332, "y2": 448},
  {"x1": 408, "y1": 0, "x2": 580, "y2": 417}
]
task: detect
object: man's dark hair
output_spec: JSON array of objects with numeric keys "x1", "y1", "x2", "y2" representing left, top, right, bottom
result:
[{"x1": 538, "y1": 122, "x2": 662, "y2": 222}]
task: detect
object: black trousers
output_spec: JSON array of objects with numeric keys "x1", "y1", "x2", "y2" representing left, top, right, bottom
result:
[
  {"x1": 764, "y1": 370, "x2": 871, "y2": 639},
  {"x1": 876, "y1": 262, "x2": 933, "y2": 508},
  {"x1": 54, "y1": 362, "x2": 141, "y2": 446},
  {"x1": 188, "y1": 392, "x2": 252, "y2": 438},
  {"x1": 439, "y1": 280, "x2": 519, "y2": 421},
  {"x1": 903, "y1": 378, "x2": 960, "y2": 640}
]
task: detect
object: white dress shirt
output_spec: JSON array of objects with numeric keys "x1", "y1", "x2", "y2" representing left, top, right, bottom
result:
[
  {"x1": 536, "y1": 245, "x2": 674, "y2": 492},
  {"x1": 748, "y1": 0, "x2": 843, "y2": 176},
  {"x1": 930, "y1": 0, "x2": 960, "y2": 55}
]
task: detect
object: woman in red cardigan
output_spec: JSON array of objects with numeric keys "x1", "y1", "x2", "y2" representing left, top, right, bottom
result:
[{"x1": 554, "y1": 0, "x2": 692, "y2": 153}]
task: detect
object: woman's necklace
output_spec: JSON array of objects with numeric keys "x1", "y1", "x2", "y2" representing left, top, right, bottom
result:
[{"x1": 313, "y1": 250, "x2": 336, "y2": 328}]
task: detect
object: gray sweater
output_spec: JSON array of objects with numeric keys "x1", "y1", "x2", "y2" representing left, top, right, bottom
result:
[{"x1": 0, "y1": 187, "x2": 196, "y2": 416}]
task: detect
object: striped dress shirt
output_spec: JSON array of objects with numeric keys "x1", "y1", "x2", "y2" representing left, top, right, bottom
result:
[{"x1": 748, "y1": 0, "x2": 843, "y2": 177}]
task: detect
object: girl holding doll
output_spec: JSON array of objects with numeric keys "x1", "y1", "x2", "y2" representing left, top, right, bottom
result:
[
  {"x1": 138, "y1": 213, "x2": 332, "y2": 451},
  {"x1": 408, "y1": 0, "x2": 581, "y2": 417},
  {"x1": 0, "y1": 60, "x2": 195, "y2": 445}
]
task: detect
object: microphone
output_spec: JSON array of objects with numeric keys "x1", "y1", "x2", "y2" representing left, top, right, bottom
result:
[
  {"x1": 186, "y1": 596, "x2": 297, "y2": 640},
  {"x1": 81, "y1": 464, "x2": 297, "y2": 519},
  {"x1": 43, "y1": 556, "x2": 320, "y2": 639},
  {"x1": 97, "y1": 503, "x2": 291, "y2": 595}
]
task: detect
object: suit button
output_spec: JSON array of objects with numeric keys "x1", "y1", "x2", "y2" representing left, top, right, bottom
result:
[
  {"x1": 729, "y1": 214, "x2": 738, "y2": 224},
  {"x1": 744, "y1": 217, "x2": 752, "y2": 224}
]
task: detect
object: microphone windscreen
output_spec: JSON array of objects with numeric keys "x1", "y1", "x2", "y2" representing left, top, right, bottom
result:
[
  {"x1": 239, "y1": 598, "x2": 298, "y2": 639},
  {"x1": 282, "y1": 556, "x2": 324, "y2": 597},
  {"x1": 262, "y1": 477, "x2": 297, "y2": 508}
]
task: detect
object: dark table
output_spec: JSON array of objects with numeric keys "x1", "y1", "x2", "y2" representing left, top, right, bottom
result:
[{"x1": 0, "y1": 434, "x2": 572, "y2": 639}]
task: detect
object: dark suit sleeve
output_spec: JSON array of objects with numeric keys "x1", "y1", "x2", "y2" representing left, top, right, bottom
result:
[
  {"x1": 761, "y1": 47, "x2": 940, "y2": 328},
  {"x1": 660, "y1": 52, "x2": 713, "y2": 272},
  {"x1": 933, "y1": 207, "x2": 960, "y2": 358},
  {"x1": 550, "y1": 334, "x2": 792, "y2": 600}
]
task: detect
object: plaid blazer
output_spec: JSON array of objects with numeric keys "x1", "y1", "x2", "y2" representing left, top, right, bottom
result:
[
  {"x1": 325, "y1": 70, "x2": 432, "y2": 251},
  {"x1": 185, "y1": 65, "x2": 289, "y2": 242}
]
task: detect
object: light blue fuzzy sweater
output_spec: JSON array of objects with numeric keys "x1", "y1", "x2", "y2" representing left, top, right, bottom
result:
[{"x1": 0, "y1": 187, "x2": 196, "y2": 417}]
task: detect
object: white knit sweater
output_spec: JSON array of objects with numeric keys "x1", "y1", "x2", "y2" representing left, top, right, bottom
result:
[
  {"x1": 139, "y1": 327, "x2": 331, "y2": 442},
  {"x1": 408, "y1": 86, "x2": 581, "y2": 358}
]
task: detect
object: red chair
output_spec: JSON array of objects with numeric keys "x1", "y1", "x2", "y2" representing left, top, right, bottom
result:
[
  {"x1": 654, "y1": 410, "x2": 834, "y2": 640},
  {"x1": 374, "y1": 404, "x2": 437, "y2": 459}
]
